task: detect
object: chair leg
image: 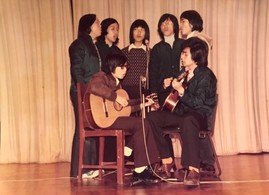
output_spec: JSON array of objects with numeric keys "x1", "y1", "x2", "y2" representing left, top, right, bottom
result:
[
  {"x1": 116, "y1": 130, "x2": 124, "y2": 185},
  {"x1": 208, "y1": 135, "x2": 222, "y2": 176},
  {"x1": 78, "y1": 135, "x2": 85, "y2": 182},
  {"x1": 99, "y1": 137, "x2": 105, "y2": 178}
]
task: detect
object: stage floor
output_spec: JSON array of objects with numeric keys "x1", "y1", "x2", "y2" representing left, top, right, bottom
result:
[{"x1": 1, "y1": 154, "x2": 269, "y2": 195}]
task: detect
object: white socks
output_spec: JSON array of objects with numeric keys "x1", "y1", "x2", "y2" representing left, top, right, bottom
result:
[
  {"x1": 134, "y1": 166, "x2": 147, "y2": 173},
  {"x1": 189, "y1": 166, "x2": 199, "y2": 173},
  {"x1": 124, "y1": 146, "x2": 147, "y2": 173},
  {"x1": 124, "y1": 146, "x2": 133, "y2": 157}
]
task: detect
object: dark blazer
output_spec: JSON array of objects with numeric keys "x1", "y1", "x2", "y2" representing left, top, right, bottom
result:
[
  {"x1": 96, "y1": 40, "x2": 123, "y2": 73},
  {"x1": 149, "y1": 38, "x2": 184, "y2": 105},
  {"x1": 176, "y1": 66, "x2": 217, "y2": 119},
  {"x1": 69, "y1": 32, "x2": 100, "y2": 85}
]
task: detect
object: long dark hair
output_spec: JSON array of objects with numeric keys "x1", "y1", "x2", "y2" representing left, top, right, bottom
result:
[
  {"x1": 129, "y1": 19, "x2": 150, "y2": 45},
  {"x1": 77, "y1": 14, "x2": 96, "y2": 37},
  {"x1": 157, "y1": 13, "x2": 179, "y2": 40},
  {"x1": 180, "y1": 10, "x2": 203, "y2": 32},
  {"x1": 98, "y1": 18, "x2": 119, "y2": 44}
]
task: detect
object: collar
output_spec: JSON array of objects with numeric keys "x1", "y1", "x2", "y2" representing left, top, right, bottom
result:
[
  {"x1": 187, "y1": 31, "x2": 213, "y2": 49},
  {"x1": 164, "y1": 34, "x2": 175, "y2": 48},
  {"x1": 115, "y1": 77, "x2": 120, "y2": 85},
  {"x1": 186, "y1": 31, "x2": 199, "y2": 39},
  {"x1": 109, "y1": 73, "x2": 120, "y2": 85},
  {"x1": 128, "y1": 43, "x2": 147, "y2": 52}
]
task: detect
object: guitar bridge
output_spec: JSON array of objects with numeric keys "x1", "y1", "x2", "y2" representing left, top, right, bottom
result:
[{"x1": 102, "y1": 98, "x2": 109, "y2": 117}]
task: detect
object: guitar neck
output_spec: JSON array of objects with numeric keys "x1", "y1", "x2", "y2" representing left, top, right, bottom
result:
[
  {"x1": 128, "y1": 99, "x2": 141, "y2": 106},
  {"x1": 127, "y1": 93, "x2": 158, "y2": 107},
  {"x1": 176, "y1": 70, "x2": 189, "y2": 82}
]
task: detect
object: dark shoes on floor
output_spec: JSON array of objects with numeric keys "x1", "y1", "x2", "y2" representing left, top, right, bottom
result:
[
  {"x1": 130, "y1": 167, "x2": 161, "y2": 186},
  {"x1": 200, "y1": 162, "x2": 215, "y2": 173},
  {"x1": 200, "y1": 163, "x2": 220, "y2": 180},
  {"x1": 155, "y1": 161, "x2": 176, "y2": 179},
  {"x1": 174, "y1": 168, "x2": 186, "y2": 182},
  {"x1": 183, "y1": 170, "x2": 200, "y2": 187}
]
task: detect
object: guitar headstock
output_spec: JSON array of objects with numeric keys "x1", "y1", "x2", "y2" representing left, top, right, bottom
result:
[{"x1": 177, "y1": 70, "x2": 189, "y2": 82}]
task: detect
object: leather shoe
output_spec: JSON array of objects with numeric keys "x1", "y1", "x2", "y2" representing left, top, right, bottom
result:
[
  {"x1": 200, "y1": 162, "x2": 215, "y2": 173},
  {"x1": 174, "y1": 168, "x2": 186, "y2": 182},
  {"x1": 159, "y1": 161, "x2": 176, "y2": 179},
  {"x1": 130, "y1": 167, "x2": 161, "y2": 186},
  {"x1": 183, "y1": 170, "x2": 200, "y2": 187}
]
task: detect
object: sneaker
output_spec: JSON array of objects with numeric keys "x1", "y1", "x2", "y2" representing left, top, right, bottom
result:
[
  {"x1": 82, "y1": 170, "x2": 103, "y2": 179},
  {"x1": 130, "y1": 167, "x2": 161, "y2": 186},
  {"x1": 183, "y1": 170, "x2": 200, "y2": 187}
]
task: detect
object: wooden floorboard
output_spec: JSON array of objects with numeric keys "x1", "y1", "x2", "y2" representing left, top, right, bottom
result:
[{"x1": 1, "y1": 154, "x2": 269, "y2": 195}]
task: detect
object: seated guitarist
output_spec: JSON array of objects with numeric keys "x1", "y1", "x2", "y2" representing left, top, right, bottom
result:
[
  {"x1": 88, "y1": 53, "x2": 161, "y2": 186},
  {"x1": 147, "y1": 37, "x2": 217, "y2": 187}
]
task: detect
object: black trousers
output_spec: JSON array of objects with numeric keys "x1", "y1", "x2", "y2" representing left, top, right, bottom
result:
[
  {"x1": 109, "y1": 116, "x2": 160, "y2": 168},
  {"x1": 147, "y1": 110, "x2": 213, "y2": 169}
]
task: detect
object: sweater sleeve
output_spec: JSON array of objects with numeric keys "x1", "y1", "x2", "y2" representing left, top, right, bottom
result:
[{"x1": 89, "y1": 73, "x2": 117, "y2": 101}]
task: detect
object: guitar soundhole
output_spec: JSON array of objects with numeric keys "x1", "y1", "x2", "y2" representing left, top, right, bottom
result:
[{"x1": 114, "y1": 102, "x2": 123, "y2": 111}]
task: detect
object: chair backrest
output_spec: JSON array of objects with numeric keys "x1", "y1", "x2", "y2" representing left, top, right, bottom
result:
[
  {"x1": 206, "y1": 94, "x2": 218, "y2": 135},
  {"x1": 76, "y1": 83, "x2": 98, "y2": 130}
]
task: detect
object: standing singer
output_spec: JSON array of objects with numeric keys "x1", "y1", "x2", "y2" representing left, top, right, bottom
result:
[
  {"x1": 149, "y1": 13, "x2": 184, "y2": 106},
  {"x1": 69, "y1": 14, "x2": 102, "y2": 178},
  {"x1": 121, "y1": 19, "x2": 151, "y2": 100}
]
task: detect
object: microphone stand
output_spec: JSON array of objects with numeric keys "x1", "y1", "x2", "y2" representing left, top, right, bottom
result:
[
  {"x1": 145, "y1": 41, "x2": 150, "y2": 93},
  {"x1": 145, "y1": 41, "x2": 150, "y2": 114},
  {"x1": 140, "y1": 76, "x2": 147, "y2": 119}
]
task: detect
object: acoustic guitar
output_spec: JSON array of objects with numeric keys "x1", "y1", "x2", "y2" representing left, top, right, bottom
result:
[
  {"x1": 89, "y1": 89, "x2": 132, "y2": 128},
  {"x1": 162, "y1": 70, "x2": 189, "y2": 112},
  {"x1": 89, "y1": 89, "x2": 158, "y2": 128}
]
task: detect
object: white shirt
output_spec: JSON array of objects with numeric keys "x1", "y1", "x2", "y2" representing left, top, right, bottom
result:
[
  {"x1": 164, "y1": 34, "x2": 175, "y2": 48},
  {"x1": 128, "y1": 43, "x2": 147, "y2": 52}
]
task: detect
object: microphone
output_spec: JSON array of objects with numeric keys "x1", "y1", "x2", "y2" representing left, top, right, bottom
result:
[
  {"x1": 145, "y1": 39, "x2": 150, "y2": 90},
  {"x1": 145, "y1": 39, "x2": 149, "y2": 51},
  {"x1": 140, "y1": 75, "x2": 147, "y2": 95},
  {"x1": 140, "y1": 75, "x2": 147, "y2": 88}
]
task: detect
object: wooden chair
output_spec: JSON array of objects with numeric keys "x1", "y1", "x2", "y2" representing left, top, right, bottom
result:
[
  {"x1": 163, "y1": 95, "x2": 221, "y2": 177},
  {"x1": 76, "y1": 83, "x2": 130, "y2": 185}
]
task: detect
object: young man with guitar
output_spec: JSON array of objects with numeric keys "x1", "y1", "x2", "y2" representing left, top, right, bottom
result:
[
  {"x1": 147, "y1": 37, "x2": 217, "y2": 187},
  {"x1": 88, "y1": 53, "x2": 161, "y2": 186},
  {"x1": 180, "y1": 10, "x2": 216, "y2": 176}
]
